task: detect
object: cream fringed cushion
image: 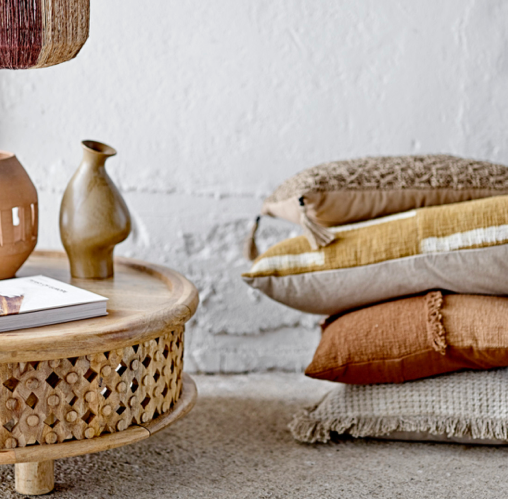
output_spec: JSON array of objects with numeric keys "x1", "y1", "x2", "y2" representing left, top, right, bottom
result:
[
  {"x1": 246, "y1": 155, "x2": 508, "y2": 256},
  {"x1": 243, "y1": 195, "x2": 508, "y2": 315},
  {"x1": 289, "y1": 369, "x2": 508, "y2": 445}
]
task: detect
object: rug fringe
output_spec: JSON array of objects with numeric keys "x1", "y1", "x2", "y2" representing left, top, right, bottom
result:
[{"x1": 289, "y1": 410, "x2": 508, "y2": 444}]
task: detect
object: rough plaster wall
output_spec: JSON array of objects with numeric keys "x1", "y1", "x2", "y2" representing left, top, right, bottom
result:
[{"x1": 0, "y1": 0, "x2": 507, "y2": 373}]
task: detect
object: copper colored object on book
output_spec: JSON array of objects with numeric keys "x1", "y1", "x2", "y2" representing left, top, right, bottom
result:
[
  {"x1": 0, "y1": 0, "x2": 90, "y2": 70},
  {"x1": 0, "y1": 151, "x2": 38, "y2": 280},
  {"x1": 0, "y1": 294, "x2": 24, "y2": 316}
]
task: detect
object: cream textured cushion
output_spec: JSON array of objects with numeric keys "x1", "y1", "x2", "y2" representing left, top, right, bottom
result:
[
  {"x1": 246, "y1": 155, "x2": 508, "y2": 258},
  {"x1": 289, "y1": 369, "x2": 508, "y2": 445},
  {"x1": 243, "y1": 195, "x2": 508, "y2": 315}
]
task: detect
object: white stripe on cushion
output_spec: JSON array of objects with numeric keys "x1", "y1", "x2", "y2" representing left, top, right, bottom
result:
[
  {"x1": 329, "y1": 210, "x2": 416, "y2": 234},
  {"x1": 251, "y1": 252, "x2": 326, "y2": 274},
  {"x1": 421, "y1": 224, "x2": 508, "y2": 253}
]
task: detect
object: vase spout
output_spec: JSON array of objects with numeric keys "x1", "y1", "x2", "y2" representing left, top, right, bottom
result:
[{"x1": 81, "y1": 140, "x2": 117, "y2": 168}]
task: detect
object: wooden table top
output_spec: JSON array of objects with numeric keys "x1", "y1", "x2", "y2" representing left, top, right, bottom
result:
[{"x1": 0, "y1": 251, "x2": 199, "y2": 363}]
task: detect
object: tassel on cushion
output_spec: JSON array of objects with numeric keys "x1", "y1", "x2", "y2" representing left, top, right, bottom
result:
[
  {"x1": 244, "y1": 216, "x2": 261, "y2": 261},
  {"x1": 298, "y1": 197, "x2": 335, "y2": 250}
]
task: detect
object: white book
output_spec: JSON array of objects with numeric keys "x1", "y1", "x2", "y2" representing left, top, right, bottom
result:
[{"x1": 0, "y1": 275, "x2": 108, "y2": 332}]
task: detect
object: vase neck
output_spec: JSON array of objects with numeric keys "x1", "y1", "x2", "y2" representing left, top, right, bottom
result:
[{"x1": 81, "y1": 152, "x2": 108, "y2": 171}]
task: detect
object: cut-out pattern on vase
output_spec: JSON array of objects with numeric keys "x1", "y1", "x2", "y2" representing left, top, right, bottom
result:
[
  {"x1": 0, "y1": 152, "x2": 38, "y2": 280},
  {"x1": 59, "y1": 141, "x2": 131, "y2": 279}
]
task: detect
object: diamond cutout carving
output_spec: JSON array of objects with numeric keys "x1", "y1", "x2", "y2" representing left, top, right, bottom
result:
[
  {"x1": 25, "y1": 393, "x2": 38, "y2": 409},
  {"x1": 3, "y1": 419, "x2": 16, "y2": 432},
  {"x1": 82, "y1": 410, "x2": 96, "y2": 424},
  {"x1": 46, "y1": 372, "x2": 60, "y2": 389},
  {"x1": 101, "y1": 387, "x2": 112, "y2": 399},
  {"x1": 3, "y1": 377, "x2": 19, "y2": 392},
  {"x1": 116, "y1": 362, "x2": 127, "y2": 377},
  {"x1": 44, "y1": 414, "x2": 59, "y2": 428},
  {"x1": 84, "y1": 368, "x2": 97, "y2": 384},
  {"x1": 130, "y1": 379, "x2": 139, "y2": 393},
  {"x1": 0, "y1": 327, "x2": 185, "y2": 451},
  {"x1": 102, "y1": 425, "x2": 114, "y2": 435}
]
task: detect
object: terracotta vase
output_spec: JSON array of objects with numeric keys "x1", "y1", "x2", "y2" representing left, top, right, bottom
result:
[
  {"x1": 0, "y1": 152, "x2": 38, "y2": 280},
  {"x1": 59, "y1": 141, "x2": 131, "y2": 279}
]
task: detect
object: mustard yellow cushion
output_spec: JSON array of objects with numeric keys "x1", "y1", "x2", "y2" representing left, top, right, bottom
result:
[{"x1": 243, "y1": 196, "x2": 508, "y2": 315}]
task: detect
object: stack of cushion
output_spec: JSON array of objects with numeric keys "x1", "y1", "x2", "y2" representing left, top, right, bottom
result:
[{"x1": 243, "y1": 154, "x2": 508, "y2": 444}]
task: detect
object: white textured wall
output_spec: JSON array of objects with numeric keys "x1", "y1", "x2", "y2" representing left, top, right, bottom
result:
[{"x1": 1, "y1": 0, "x2": 507, "y2": 372}]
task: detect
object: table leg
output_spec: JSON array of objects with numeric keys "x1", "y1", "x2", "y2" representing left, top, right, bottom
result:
[{"x1": 15, "y1": 460, "x2": 55, "y2": 495}]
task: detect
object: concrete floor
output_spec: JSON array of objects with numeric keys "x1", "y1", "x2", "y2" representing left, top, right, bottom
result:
[{"x1": 1, "y1": 373, "x2": 508, "y2": 498}]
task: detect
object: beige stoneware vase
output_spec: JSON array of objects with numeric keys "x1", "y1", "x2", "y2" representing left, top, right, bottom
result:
[
  {"x1": 59, "y1": 141, "x2": 131, "y2": 279},
  {"x1": 0, "y1": 151, "x2": 38, "y2": 280}
]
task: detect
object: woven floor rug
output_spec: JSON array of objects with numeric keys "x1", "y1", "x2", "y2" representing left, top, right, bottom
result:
[{"x1": 290, "y1": 369, "x2": 508, "y2": 445}]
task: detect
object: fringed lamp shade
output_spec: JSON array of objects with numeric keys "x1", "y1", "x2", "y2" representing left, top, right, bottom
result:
[{"x1": 0, "y1": 0, "x2": 90, "y2": 69}]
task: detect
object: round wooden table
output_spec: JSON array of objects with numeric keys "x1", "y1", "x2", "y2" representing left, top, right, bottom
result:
[{"x1": 0, "y1": 251, "x2": 199, "y2": 495}]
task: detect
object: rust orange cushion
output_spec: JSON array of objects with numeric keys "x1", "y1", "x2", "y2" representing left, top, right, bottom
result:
[{"x1": 305, "y1": 291, "x2": 508, "y2": 384}]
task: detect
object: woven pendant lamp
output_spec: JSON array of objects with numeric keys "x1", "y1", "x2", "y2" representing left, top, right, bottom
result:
[{"x1": 0, "y1": 0, "x2": 90, "y2": 70}]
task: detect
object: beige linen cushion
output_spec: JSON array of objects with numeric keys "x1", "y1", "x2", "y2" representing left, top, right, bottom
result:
[
  {"x1": 243, "y1": 195, "x2": 508, "y2": 315},
  {"x1": 289, "y1": 369, "x2": 508, "y2": 445}
]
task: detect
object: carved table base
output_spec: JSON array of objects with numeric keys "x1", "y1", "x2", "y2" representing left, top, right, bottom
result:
[
  {"x1": 9, "y1": 373, "x2": 196, "y2": 495},
  {"x1": 0, "y1": 252, "x2": 200, "y2": 495},
  {"x1": 0, "y1": 327, "x2": 195, "y2": 495}
]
